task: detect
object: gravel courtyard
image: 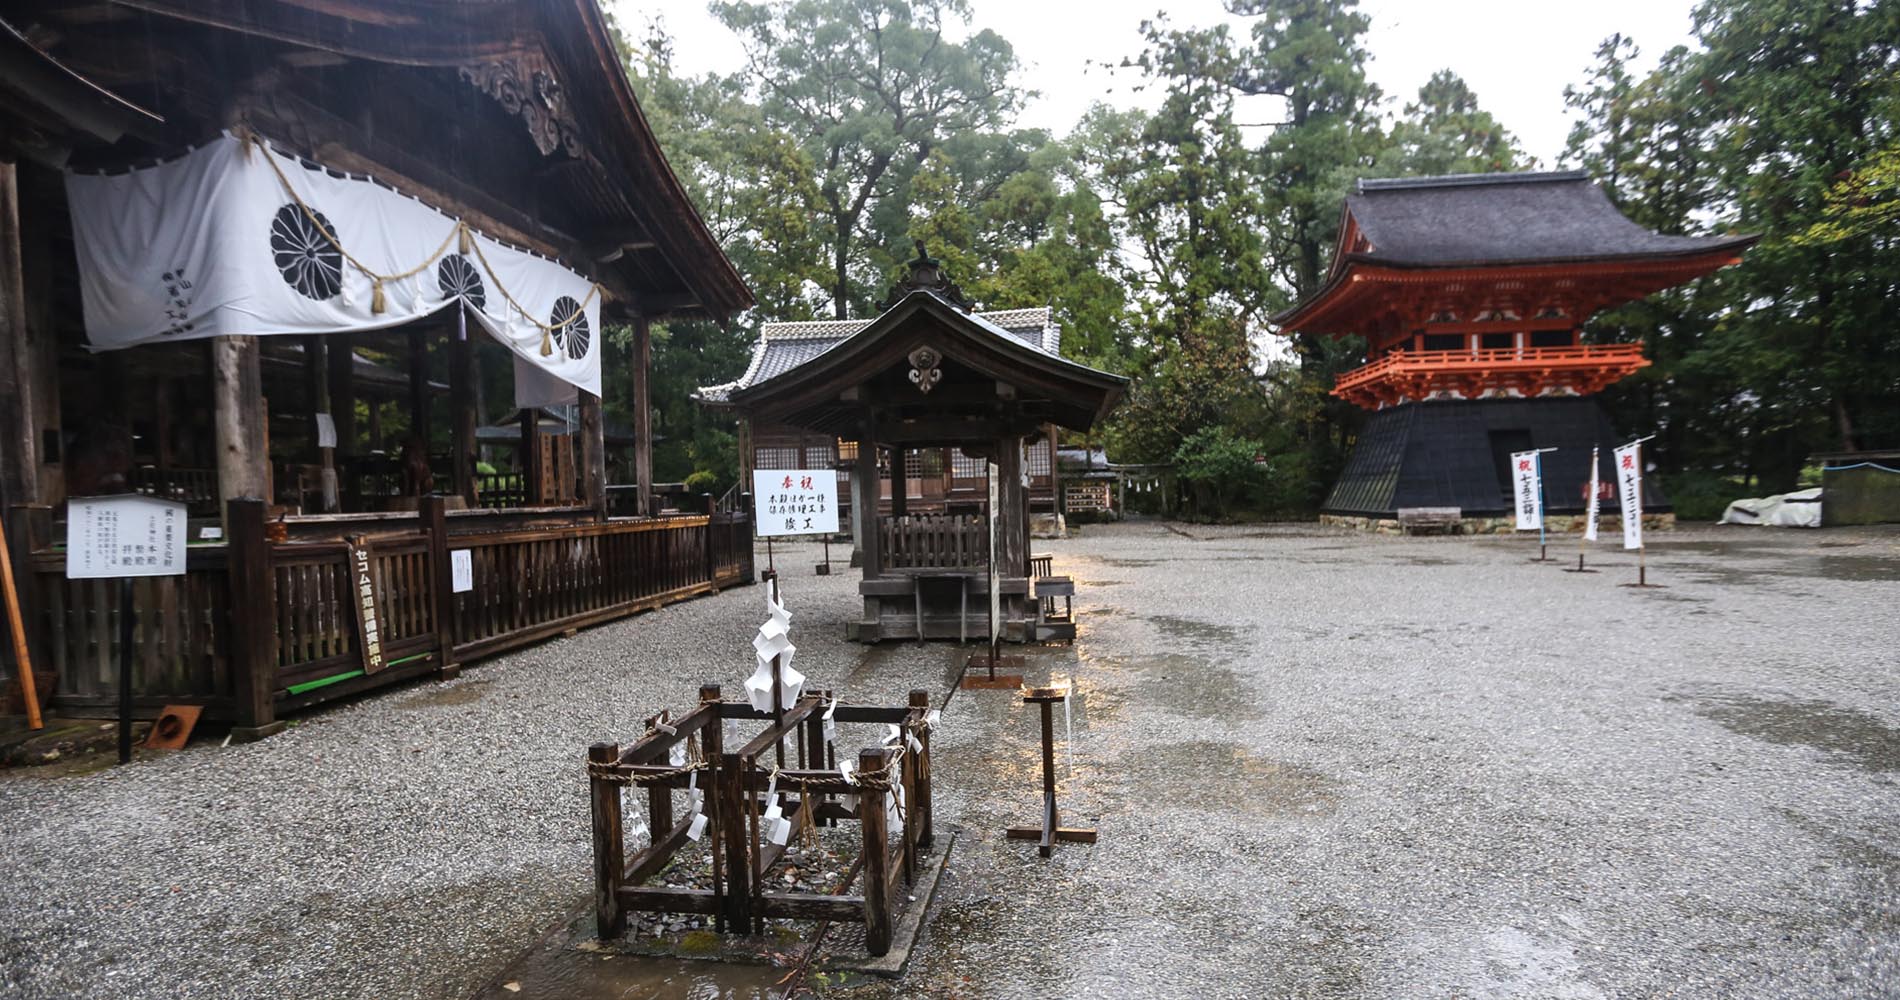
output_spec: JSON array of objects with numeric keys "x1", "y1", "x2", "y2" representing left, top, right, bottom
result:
[{"x1": 2, "y1": 521, "x2": 1896, "y2": 999}]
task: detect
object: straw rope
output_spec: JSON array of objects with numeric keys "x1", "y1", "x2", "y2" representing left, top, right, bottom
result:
[{"x1": 243, "y1": 129, "x2": 602, "y2": 348}]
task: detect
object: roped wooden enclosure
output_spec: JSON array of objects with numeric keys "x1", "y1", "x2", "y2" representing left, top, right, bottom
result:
[
  {"x1": 20, "y1": 496, "x2": 753, "y2": 736},
  {"x1": 586, "y1": 686, "x2": 934, "y2": 956}
]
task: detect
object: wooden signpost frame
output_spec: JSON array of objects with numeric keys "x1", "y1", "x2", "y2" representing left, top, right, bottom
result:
[{"x1": 587, "y1": 684, "x2": 934, "y2": 957}]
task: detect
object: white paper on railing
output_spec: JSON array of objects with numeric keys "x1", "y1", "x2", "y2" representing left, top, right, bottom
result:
[
  {"x1": 1615, "y1": 440, "x2": 1645, "y2": 550},
  {"x1": 65, "y1": 133, "x2": 600, "y2": 405},
  {"x1": 752, "y1": 469, "x2": 839, "y2": 537}
]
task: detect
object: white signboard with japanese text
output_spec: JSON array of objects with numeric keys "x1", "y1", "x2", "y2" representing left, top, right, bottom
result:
[
  {"x1": 450, "y1": 549, "x2": 474, "y2": 594},
  {"x1": 1615, "y1": 441, "x2": 1645, "y2": 550},
  {"x1": 753, "y1": 469, "x2": 840, "y2": 537},
  {"x1": 1511, "y1": 450, "x2": 1543, "y2": 531},
  {"x1": 66, "y1": 494, "x2": 188, "y2": 579}
]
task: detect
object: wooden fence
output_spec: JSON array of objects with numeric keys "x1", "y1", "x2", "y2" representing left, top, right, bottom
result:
[
  {"x1": 23, "y1": 495, "x2": 754, "y2": 736},
  {"x1": 879, "y1": 513, "x2": 986, "y2": 570}
]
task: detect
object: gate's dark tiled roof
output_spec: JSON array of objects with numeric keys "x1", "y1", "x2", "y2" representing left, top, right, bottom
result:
[
  {"x1": 696, "y1": 306, "x2": 1060, "y2": 404},
  {"x1": 1341, "y1": 171, "x2": 1756, "y2": 268}
]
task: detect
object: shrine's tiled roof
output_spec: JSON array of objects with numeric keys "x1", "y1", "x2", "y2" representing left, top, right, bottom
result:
[{"x1": 696, "y1": 306, "x2": 1060, "y2": 404}]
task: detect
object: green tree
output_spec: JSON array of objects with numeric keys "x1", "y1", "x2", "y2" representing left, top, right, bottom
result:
[
  {"x1": 712, "y1": 0, "x2": 1023, "y2": 318},
  {"x1": 1375, "y1": 70, "x2": 1525, "y2": 176}
]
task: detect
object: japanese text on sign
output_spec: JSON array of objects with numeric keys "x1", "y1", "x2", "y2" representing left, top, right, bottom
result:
[
  {"x1": 752, "y1": 469, "x2": 840, "y2": 537},
  {"x1": 66, "y1": 494, "x2": 188, "y2": 579},
  {"x1": 348, "y1": 540, "x2": 387, "y2": 673},
  {"x1": 1510, "y1": 450, "x2": 1543, "y2": 531}
]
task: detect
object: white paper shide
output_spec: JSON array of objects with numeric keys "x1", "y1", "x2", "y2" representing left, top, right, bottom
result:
[{"x1": 745, "y1": 584, "x2": 805, "y2": 712}]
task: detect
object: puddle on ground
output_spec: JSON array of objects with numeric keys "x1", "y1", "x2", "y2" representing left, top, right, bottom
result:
[
  {"x1": 1394, "y1": 555, "x2": 1454, "y2": 566},
  {"x1": 1140, "y1": 614, "x2": 1251, "y2": 648},
  {"x1": 394, "y1": 677, "x2": 492, "y2": 710},
  {"x1": 475, "y1": 949, "x2": 784, "y2": 999},
  {"x1": 1693, "y1": 694, "x2": 1900, "y2": 773},
  {"x1": 1118, "y1": 740, "x2": 1339, "y2": 815},
  {"x1": 1088, "y1": 652, "x2": 1263, "y2": 721}
]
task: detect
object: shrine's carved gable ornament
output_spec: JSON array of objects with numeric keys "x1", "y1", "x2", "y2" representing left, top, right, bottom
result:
[
  {"x1": 882, "y1": 241, "x2": 973, "y2": 312},
  {"x1": 458, "y1": 56, "x2": 584, "y2": 159},
  {"x1": 907, "y1": 346, "x2": 943, "y2": 394}
]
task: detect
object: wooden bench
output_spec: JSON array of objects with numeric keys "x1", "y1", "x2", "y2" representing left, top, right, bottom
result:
[{"x1": 1396, "y1": 507, "x2": 1462, "y2": 535}]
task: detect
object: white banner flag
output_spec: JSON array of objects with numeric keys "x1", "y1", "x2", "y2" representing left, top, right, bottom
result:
[
  {"x1": 1584, "y1": 446, "x2": 1602, "y2": 542},
  {"x1": 1615, "y1": 440, "x2": 1644, "y2": 550},
  {"x1": 67, "y1": 133, "x2": 602, "y2": 406},
  {"x1": 1511, "y1": 450, "x2": 1543, "y2": 531}
]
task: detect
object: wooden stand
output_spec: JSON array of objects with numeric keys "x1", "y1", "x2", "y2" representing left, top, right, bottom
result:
[{"x1": 1006, "y1": 684, "x2": 1095, "y2": 857}]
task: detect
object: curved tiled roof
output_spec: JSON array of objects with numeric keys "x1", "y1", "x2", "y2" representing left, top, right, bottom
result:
[
  {"x1": 1341, "y1": 171, "x2": 1756, "y2": 268},
  {"x1": 696, "y1": 305, "x2": 1060, "y2": 403}
]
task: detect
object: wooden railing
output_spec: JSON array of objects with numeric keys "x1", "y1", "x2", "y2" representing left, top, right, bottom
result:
[
  {"x1": 1333, "y1": 343, "x2": 1649, "y2": 403},
  {"x1": 24, "y1": 495, "x2": 754, "y2": 734},
  {"x1": 880, "y1": 513, "x2": 986, "y2": 570}
]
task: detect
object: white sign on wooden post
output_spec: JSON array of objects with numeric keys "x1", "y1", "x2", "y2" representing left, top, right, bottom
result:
[
  {"x1": 752, "y1": 469, "x2": 840, "y2": 537},
  {"x1": 988, "y1": 460, "x2": 1000, "y2": 648},
  {"x1": 66, "y1": 495, "x2": 189, "y2": 579}
]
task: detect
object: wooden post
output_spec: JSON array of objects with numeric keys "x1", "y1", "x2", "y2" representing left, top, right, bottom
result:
[
  {"x1": 588, "y1": 741, "x2": 626, "y2": 939},
  {"x1": 328, "y1": 333, "x2": 357, "y2": 509},
  {"x1": 0, "y1": 161, "x2": 35, "y2": 517},
  {"x1": 520, "y1": 408, "x2": 543, "y2": 505},
  {"x1": 225, "y1": 498, "x2": 283, "y2": 740},
  {"x1": 890, "y1": 448, "x2": 908, "y2": 517},
  {"x1": 994, "y1": 435, "x2": 1027, "y2": 634},
  {"x1": 717, "y1": 750, "x2": 752, "y2": 934},
  {"x1": 213, "y1": 338, "x2": 269, "y2": 526},
  {"x1": 450, "y1": 328, "x2": 476, "y2": 506},
  {"x1": 631, "y1": 316, "x2": 653, "y2": 516},
  {"x1": 580, "y1": 390, "x2": 606, "y2": 519},
  {"x1": 303, "y1": 335, "x2": 339, "y2": 513},
  {"x1": 859, "y1": 747, "x2": 894, "y2": 956},
  {"x1": 699, "y1": 493, "x2": 717, "y2": 589},
  {"x1": 697, "y1": 684, "x2": 722, "y2": 926},
  {"x1": 420, "y1": 495, "x2": 459, "y2": 679},
  {"x1": 909, "y1": 689, "x2": 932, "y2": 848},
  {"x1": 856, "y1": 418, "x2": 882, "y2": 577},
  {"x1": 407, "y1": 327, "x2": 430, "y2": 448}
]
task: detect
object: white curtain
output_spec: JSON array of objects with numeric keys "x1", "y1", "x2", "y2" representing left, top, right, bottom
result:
[{"x1": 66, "y1": 133, "x2": 602, "y2": 406}]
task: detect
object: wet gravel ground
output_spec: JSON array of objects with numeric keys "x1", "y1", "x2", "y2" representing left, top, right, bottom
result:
[{"x1": 2, "y1": 522, "x2": 1896, "y2": 999}]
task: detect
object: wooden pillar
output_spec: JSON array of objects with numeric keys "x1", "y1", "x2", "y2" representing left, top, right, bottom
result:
[
  {"x1": 0, "y1": 161, "x2": 36, "y2": 515},
  {"x1": 995, "y1": 433, "x2": 1027, "y2": 581},
  {"x1": 909, "y1": 689, "x2": 933, "y2": 848},
  {"x1": 890, "y1": 448, "x2": 908, "y2": 517},
  {"x1": 859, "y1": 746, "x2": 894, "y2": 956},
  {"x1": 366, "y1": 397, "x2": 383, "y2": 453},
  {"x1": 588, "y1": 741, "x2": 626, "y2": 939},
  {"x1": 716, "y1": 750, "x2": 752, "y2": 933},
  {"x1": 736, "y1": 416, "x2": 754, "y2": 504},
  {"x1": 579, "y1": 390, "x2": 606, "y2": 518},
  {"x1": 520, "y1": 408, "x2": 543, "y2": 505},
  {"x1": 212, "y1": 337, "x2": 269, "y2": 521},
  {"x1": 449, "y1": 329, "x2": 475, "y2": 505},
  {"x1": 856, "y1": 415, "x2": 882, "y2": 577},
  {"x1": 421, "y1": 494, "x2": 459, "y2": 678},
  {"x1": 226, "y1": 497, "x2": 284, "y2": 740},
  {"x1": 328, "y1": 333, "x2": 357, "y2": 509},
  {"x1": 407, "y1": 327, "x2": 430, "y2": 448},
  {"x1": 630, "y1": 316, "x2": 653, "y2": 516},
  {"x1": 302, "y1": 335, "x2": 339, "y2": 513}
]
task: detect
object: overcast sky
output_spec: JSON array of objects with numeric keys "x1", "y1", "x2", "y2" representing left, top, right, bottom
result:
[{"x1": 607, "y1": 0, "x2": 1702, "y2": 166}]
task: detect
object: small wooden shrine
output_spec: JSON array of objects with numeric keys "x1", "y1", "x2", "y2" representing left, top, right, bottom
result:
[
  {"x1": 0, "y1": 0, "x2": 755, "y2": 735},
  {"x1": 1273, "y1": 171, "x2": 1756, "y2": 529},
  {"x1": 708, "y1": 248, "x2": 1125, "y2": 642}
]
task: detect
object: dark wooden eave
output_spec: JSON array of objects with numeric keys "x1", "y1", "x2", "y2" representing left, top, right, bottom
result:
[
  {"x1": 16, "y1": 0, "x2": 752, "y2": 321},
  {"x1": 729, "y1": 291, "x2": 1125, "y2": 441}
]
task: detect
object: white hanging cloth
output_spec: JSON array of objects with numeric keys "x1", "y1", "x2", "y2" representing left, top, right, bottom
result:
[
  {"x1": 65, "y1": 132, "x2": 602, "y2": 406},
  {"x1": 744, "y1": 584, "x2": 804, "y2": 711}
]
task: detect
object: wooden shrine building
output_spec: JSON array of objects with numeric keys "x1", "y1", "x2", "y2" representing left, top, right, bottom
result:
[
  {"x1": 1273, "y1": 172, "x2": 1756, "y2": 530},
  {"x1": 698, "y1": 307, "x2": 1069, "y2": 529},
  {"x1": 0, "y1": 0, "x2": 755, "y2": 736},
  {"x1": 706, "y1": 249, "x2": 1125, "y2": 642}
]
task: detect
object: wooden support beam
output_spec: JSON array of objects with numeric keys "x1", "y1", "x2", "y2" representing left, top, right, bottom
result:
[
  {"x1": 212, "y1": 336, "x2": 268, "y2": 519},
  {"x1": 520, "y1": 408, "x2": 542, "y2": 505},
  {"x1": 407, "y1": 327, "x2": 430, "y2": 451},
  {"x1": 225, "y1": 497, "x2": 283, "y2": 740},
  {"x1": 328, "y1": 333, "x2": 357, "y2": 509},
  {"x1": 856, "y1": 416, "x2": 882, "y2": 577},
  {"x1": 579, "y1": 390, "x2": 606, "y2": 519},
  {"x1": 450, "y1": 327, "x2": 475, "y2": 505},
  {"x1": 589, "y1": 741, "x2": 626, "y2": 939},
  {"x1": 302, "y1": 336, "x2": 338, "y2": 513},
  {"x1": 890, "y1": 448, "x2": 907, "y2": 517},
  {"x1": 0, "y1": 162, "x2": 37, "y2": 513},
  {"x1": 631, "y1": 316, "x2": 653, "y2": 516},
  {"x1": 859, "y1": 747, "x2": 894, "y2": 956}
]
